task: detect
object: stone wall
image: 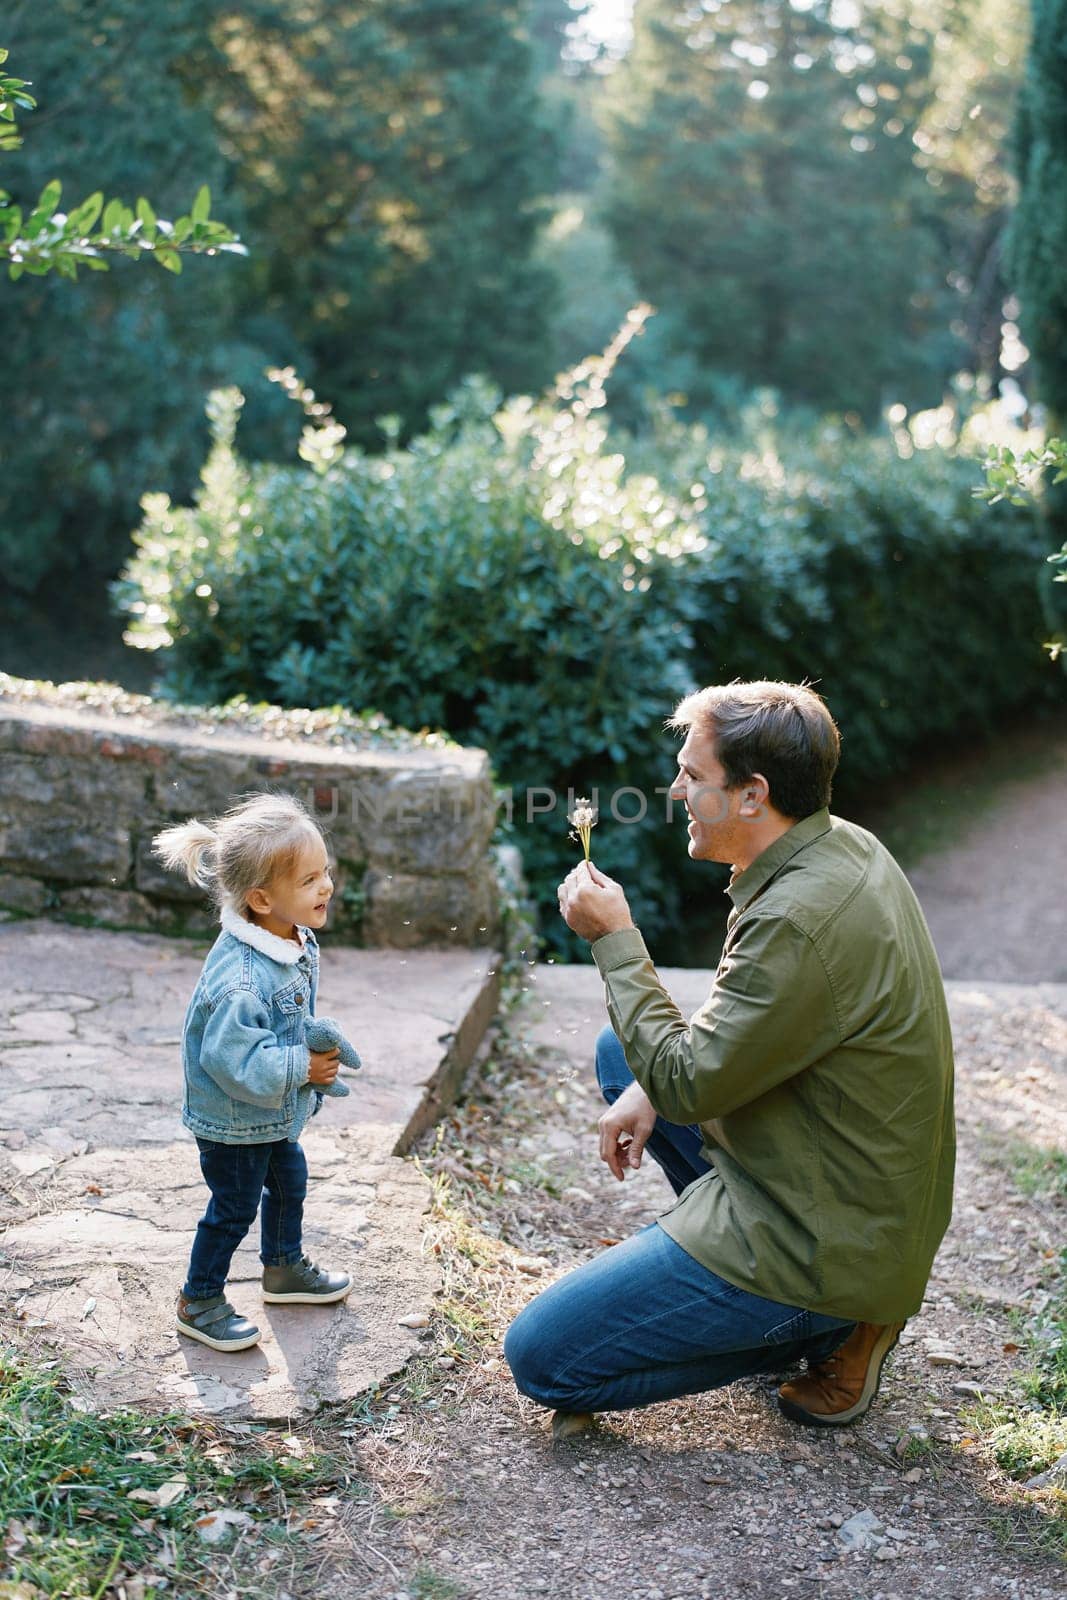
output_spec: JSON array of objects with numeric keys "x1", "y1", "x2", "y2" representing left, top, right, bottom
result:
[{"x1": 0, "y1": 681, "x2": 501, "y2": 947}]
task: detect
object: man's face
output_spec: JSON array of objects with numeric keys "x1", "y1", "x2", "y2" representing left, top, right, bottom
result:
[{"x1": 669, "y1": 726, "x2": 747, "y2": 863}]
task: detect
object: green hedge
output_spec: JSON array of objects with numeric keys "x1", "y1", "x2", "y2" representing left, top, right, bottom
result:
[
  {"x1": 625, "y1": 405, "x2": 1058, "y2": 792},
  {"x1": 117, "y1": 377, "x2": 1058, "y2": 954}
]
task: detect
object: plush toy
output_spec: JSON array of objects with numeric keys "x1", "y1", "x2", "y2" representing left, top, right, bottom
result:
[{"x1": 304, "y1": 1016, "x2": 361, "y2": 1099}]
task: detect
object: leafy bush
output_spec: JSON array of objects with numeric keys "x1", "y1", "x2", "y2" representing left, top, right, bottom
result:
[
  {"x1": 118, "y1": 351, "x2": 703, "y2": 955},
  {"x1": 626, "y1": 400, "x2": 1058, "y2": 796},
  {"x1": 118, "y1": 354, "x2": 1058, "y2": 953}
]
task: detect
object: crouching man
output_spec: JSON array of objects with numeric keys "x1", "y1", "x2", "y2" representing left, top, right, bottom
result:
[{"x1": 505, "y1": 680, "x2": 955, "y2": 1436}]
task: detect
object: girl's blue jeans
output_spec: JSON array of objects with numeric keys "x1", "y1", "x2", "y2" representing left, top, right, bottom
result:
[
  {"x1": 183, "y1": 1136, "x2": 308, "y2": 1300},
  {"x1": 504, "y1": 1025, "x2": 854, "y2": 1414}
]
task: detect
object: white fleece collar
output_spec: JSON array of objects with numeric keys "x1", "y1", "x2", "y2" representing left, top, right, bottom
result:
[{"x1": 220, "y1": 904, "x2": 307, "y2": 964}]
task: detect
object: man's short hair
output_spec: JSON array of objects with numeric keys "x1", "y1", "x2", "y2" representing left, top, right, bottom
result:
[{"x1": 666, "y1": 680, "x2": 841, "y2": 820}]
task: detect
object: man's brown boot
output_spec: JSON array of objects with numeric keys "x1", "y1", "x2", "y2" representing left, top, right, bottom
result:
[{"x1": 777, "y1": 1322, "x2": 904, "y2": 1427}]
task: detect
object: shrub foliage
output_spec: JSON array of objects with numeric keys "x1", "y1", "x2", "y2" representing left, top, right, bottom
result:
[{"x1": 119, "y1": 352, "x2": 1056, "y2": 952}]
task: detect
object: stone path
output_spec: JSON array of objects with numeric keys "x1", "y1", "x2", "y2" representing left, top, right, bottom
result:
[{"x1": 0, "y1": 919, "x2": 498, "y2": 1420}]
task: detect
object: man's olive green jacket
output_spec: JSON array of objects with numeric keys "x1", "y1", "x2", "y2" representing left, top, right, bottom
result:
[{"x1": 591, "y1": 809, "x2": 955, "y2": 1323}]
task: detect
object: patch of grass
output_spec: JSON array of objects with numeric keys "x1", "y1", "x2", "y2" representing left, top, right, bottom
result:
[
  {"x1": 0, "y1": 1349, "x2": 356, "y2": 1597},
  {"x1": 965, "y1": 1253, "x2": 1067, "y2": 1562},
  {"x1": 898, "y1": 1431, "x2": 938, "y2": 1464},
  {"x1": 504, "y1": 1158, "x2": 563, "y2": 1199},
  {"x1": 1012, "y1": 1146, "x2": 1067, "y2": 1200},
  {"x1": 411, "y1": 1565, "x2": 464, "y2": 1599},
  {"x1": 984, "y1": 1405, "x2": 1067, "y2": 1481}
]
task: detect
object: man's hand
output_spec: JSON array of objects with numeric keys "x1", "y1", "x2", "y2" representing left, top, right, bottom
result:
[
  {"x1": 307, "y1": 1046, "x2": 340, "y2": 1087},
  {"x1": 598, "y1": 1081, "x2": 657, "y2": 1181},
  {"x1": 557, "y1": 860, "x2": 635, "y2": 943}
]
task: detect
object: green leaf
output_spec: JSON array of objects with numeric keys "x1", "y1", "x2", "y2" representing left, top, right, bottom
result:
[
  {"x1": 136, "y1": 197, "x2": 157, "y2": 242},
  {"x1": 191, "y1": 184, "x2": 211, "y2": 224},
  {"x1": 102, "y1": 197, "x2": 124, "y2": 233},
  {"x1": 156, "y1": 245, "x2": 182, "y2": 274},
  {"x1": 36, "y1": 179, "x2": 61, "y2": 216},
  {"x1": 69, "y1": 192, "x2": 104, "y2": 233},
  {"x1": 173, "y1": 216, "x2": 193, "y2": 243}
]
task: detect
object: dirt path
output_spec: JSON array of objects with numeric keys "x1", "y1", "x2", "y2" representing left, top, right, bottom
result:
[{"x1": 900, "y1": 730, "x2": 1067, "y2": 982}]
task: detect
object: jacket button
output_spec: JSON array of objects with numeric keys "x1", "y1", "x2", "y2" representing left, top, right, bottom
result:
[{"x1": 295, "y1": 994, "x2": 305, "y2": 1005}]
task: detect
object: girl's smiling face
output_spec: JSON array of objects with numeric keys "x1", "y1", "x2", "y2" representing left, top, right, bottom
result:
[{"x1": 245, "y1": 832, "x2": 334, "y2": 939}]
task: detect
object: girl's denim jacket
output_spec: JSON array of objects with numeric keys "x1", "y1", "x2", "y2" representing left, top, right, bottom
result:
[{"x1": 182, "y1": 906, "x2": 320, "y2": 1145}]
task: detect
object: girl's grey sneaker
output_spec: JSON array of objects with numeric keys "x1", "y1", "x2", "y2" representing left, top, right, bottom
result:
[
  {"x1": 262, "y1": 1254, "x2": 351, "y2": 1304},
  {"x1": 176, "y1": 1293, "x2": 261, "y2": 1352}
]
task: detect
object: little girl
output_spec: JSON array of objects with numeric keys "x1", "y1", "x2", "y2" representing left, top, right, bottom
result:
[{"x1": 154, "y1": 792, "x2": 351, "y2": 1353}]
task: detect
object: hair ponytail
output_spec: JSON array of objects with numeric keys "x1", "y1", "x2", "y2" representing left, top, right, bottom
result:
[{"x1": 152, "y1": 820, "x2": 219, "y2": 889}]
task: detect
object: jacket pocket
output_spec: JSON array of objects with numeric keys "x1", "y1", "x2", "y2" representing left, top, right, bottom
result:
[{"x1": 275, "y1": 981, "x2": 310, "y2": 1015}]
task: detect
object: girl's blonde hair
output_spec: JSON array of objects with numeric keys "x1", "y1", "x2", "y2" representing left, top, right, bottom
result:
[{"x1": 153, "y1": 792, "x2": 323, "y2": 912}]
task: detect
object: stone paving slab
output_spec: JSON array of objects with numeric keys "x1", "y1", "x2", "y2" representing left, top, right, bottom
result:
[{"x1": 0, "y1": 920, "x2": 499, "y2": 1418}]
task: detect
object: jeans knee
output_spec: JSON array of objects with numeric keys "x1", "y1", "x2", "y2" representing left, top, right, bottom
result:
[
  {"x1": 595, "y1": 1024, "x2": 632, "y2": 1102},
  {"x1": 279, "y1": 1171, "x2": 307, "y2": 1206},
  {"x1": 203, "y1": 1189, "x2": 259, "y2": 1229},
  {"x1": 506, "y1": 1302, "x2": 596, "y2": 1411},
  {"x1": 268, "y1": 1146, "x2": 307, "y2": 1205},
  {"x1": 504, "y1": 1311, "x2": 539, "y2": 1398},
  {"x1": 505, "y1": 1308, "x2": 566, "y2": 1408}
]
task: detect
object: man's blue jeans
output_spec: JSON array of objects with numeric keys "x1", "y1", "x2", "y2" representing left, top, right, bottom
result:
[
  {"x1": 183, "y1": 1137, "x2": 308, "y2": 1300},
  {"x1": 504, "y1": 1025, "x2": 854, "y2": 1413}
]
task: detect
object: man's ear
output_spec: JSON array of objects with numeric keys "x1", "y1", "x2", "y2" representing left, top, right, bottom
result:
[
  {"x1": 245, "y1": 886, "x2": 272, "y2": 915},
  {"x1": 739, "y1": 773, "x2": 770, "y2": 816}
]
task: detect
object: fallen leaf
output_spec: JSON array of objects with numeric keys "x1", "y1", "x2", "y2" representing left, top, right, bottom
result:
[
  {"x1": 125, "y1": 1450, "x2": 160, "y2": 1464},
  {"x1": 128, "y1": 1475, "x2": 188, "y2": 1510},
  {"x1": 80, "y1": 1297, "x2": 96, "y2": 1320},
  {"x1": 513, "y1": 1255, "x2": 547, "y2": 1275},
  {"x1": 84, "y1": 1183, "x2": 103, "y2": 1196},
  {"x1": 2, "y1": 1522, "x2": 28, "y2": 1556},
  {"x1": 397, "y1": 1312, "x2": 430, "y2": 1329},
  {"x1": 195, "y1": 1508, "x2": 254, "y2": 1546}
]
